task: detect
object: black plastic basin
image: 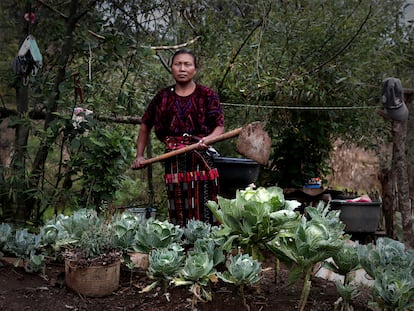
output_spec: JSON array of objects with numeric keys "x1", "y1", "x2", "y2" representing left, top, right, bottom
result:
[
  {"x1": 329, "y1": 200, "x2": 382, "y2": 233},
  {"x1": 213, "y1": 156, "x2": 260, "y2": 198}
]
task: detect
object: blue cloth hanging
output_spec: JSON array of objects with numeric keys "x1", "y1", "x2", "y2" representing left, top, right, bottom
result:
[{"x1": 12, "y1": 35, "x2": 43, "y2": 84}]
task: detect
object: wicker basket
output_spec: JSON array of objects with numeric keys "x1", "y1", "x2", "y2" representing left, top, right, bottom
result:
[{"x1": 65, "y1": 259, "x2": 120, "y2": 297}]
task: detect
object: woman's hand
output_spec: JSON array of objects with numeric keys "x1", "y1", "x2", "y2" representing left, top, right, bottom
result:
[
  {"x1": 197, "y1": 138, "x2": 209, "y2": 150},
  {"x1": 131, "y1": 155, "x2": 146, "y2": 169}
]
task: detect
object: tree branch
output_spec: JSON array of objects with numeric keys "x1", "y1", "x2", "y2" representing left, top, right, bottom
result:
[
  {"x1": 307, "y1": 4, "x2": 372, "y2": 75},
  {"x1": 0, "y1": 107, "x2": 142, "y2": 124},
  {"x1": 141, "y1": 36, "x2": 201, "y2": 51},
  {"x1": 96, "y1": 114, "x2": 141, "y2": 124},
  {"x1": 218, "y1": 5, "x2": 272, "y2": 92},
  {"x1": 35, "y1": 0, "x2": 105, "y2": 40},
  {"x1": 36, "y1": 0, "x2": 68, "y2": 20}
]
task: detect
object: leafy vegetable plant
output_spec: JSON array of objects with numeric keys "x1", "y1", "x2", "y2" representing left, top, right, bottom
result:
[
  {"x1": 26, "y1": 251, "x2": 46, "y2": 274},
  {"x1": 172, "y1": 252, "x2": 217, "y2": 308},
  {"x1": 5, "y1": 228, "x2": 44, "y2": 273},
  {"x1": 109, "y1": 211, "x2": 146, "y2": 251},
  {"x1": 133, "y1": 219, "x2": 183, "y2": 254},
  {"x1": 142, "y1": 244, "x2": 185, "y2": 293},
  {"x1": 0, "y1": 223, "x2": 13, "y2": 262},
  {"x1": 0, "y1": 223, "x2": 12, "y2": 248},
  {"x1": 324, "y1": 243, "x2": 360, "y2": 278},
  {"x1": 322, "y1": 243, "x2": 361, "y2": 311},
  {"x1": 41, "y1": 209, "x2": 122, "y2": 266},
  {"x1": 41, "y1": 209, "x2": 103, "y2": 252},
  {"x1": 207, "y1": 186, "x2": 301, "y2": 259},
  {"x1": 183, "y1": 219, "x2": 212, "y2": 245},
  {"x1": 192, "y1": 238, "x2": 225, "y2": 268},
  {"x1": 267, "y1": 202, "x2": 346, "y2": 311},
  {"x1": 217, "y1": 253, "x2": 262, "y2": 309},
  {"x1": 357, "y1": 237, "x2": 414, "y2": 311}
]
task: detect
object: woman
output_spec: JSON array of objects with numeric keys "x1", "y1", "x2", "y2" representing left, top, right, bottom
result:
[{"x1": 131, "y1": 48, "x2": 225, "y2": 226}]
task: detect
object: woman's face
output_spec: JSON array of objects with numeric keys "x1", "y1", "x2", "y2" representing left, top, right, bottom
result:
[{"x1": 171, "y1": 53, "x2": 197, "y2": 84}]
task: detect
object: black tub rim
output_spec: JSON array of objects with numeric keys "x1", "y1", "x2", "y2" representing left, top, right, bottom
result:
[{"x1": 213, "y1": 156, "x2": 258, "y2": 165}]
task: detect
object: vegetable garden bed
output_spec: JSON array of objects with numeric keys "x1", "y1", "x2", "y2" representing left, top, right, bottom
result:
[
  {"x1": 0, "y1": 252, "x2": 371, "y2": 311},
  {"x1": 1, "y1": 186, "x2": 412, "y2": 311}
]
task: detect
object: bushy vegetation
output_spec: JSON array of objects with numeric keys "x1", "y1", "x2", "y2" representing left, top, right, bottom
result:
[
  {"x1": 1, "y1": 0, "x2": 412, "y2": 224},
  {"x1": 1, "y1": 186, "x2": 413, "y2": 310}
]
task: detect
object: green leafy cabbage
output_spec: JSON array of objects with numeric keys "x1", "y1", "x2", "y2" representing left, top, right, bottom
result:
[
  {"x1": 207, "y1": 186, "x2": 301, "y2": 259},
  {"x1": 358, "y1": 237, "x2": 414, "y2": 311},
  {"x1": 218, "y1": 253, "x2": 262, "y2": 286},
  {"x1": 133, "y1": 219, "x2": 183, "y2": 254},
  {"x1": 183, "y1": 219, "x2": 212, "y2": 245}
]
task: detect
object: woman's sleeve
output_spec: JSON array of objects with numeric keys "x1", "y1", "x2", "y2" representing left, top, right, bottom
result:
[
  {"x1": 206, "y1": 90, "x2": 224, "y2": 127},
  {"x1": 141, "y1": 92, "x2": 160, "y2": 128}
]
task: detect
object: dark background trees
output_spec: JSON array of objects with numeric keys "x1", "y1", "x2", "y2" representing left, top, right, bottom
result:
[{"x1": 0, "y1": 0, "x2": 413, "y2": 243}]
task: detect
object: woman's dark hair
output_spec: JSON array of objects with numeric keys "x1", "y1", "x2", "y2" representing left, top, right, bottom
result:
[{"x1": 171, "y1": 48, "x2": 198, "y2": 68}]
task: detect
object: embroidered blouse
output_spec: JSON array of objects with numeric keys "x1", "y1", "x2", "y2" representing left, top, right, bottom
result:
[{"x1": 141, "y1": 84, "x2": 224, "y2": 142}]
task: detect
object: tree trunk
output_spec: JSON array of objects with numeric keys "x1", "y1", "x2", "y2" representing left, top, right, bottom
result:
[
  {"x1": 392, "y1": 120, "x2": 414, "y2": 247},
  {"x1": 27, "y1": 0, "x2": 80, "y2": 219},
  {"x1": 404, "y1": 90, "x2": 414, "y2": 248},
  {"x1": 379, "y1": 167, "x2": 396, "y2": 239},
  {"x1": 9, "y1": 1, "x2": 32, "y2": 222},
  {"x1": 12, "y1": 83, "x2": 30, "y2": 222}
]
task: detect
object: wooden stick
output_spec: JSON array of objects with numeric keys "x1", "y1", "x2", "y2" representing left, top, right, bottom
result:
[{"x1": 140, "y1": 127, "x2": 242, "y2": 166}]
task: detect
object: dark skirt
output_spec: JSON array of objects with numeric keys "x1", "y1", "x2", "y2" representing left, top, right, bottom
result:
[{"x1": 164, "y1": 150, "x2": 219, "y2": 226}]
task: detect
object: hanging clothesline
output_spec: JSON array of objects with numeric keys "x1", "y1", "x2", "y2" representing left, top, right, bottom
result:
[{"x1": 221, "y1": 102, "x2": 378, "y2": 110}]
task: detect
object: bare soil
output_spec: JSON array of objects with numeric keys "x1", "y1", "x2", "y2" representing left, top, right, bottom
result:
[{"x1": 0, "y1": 253, "x2": 372, "y2": 311}]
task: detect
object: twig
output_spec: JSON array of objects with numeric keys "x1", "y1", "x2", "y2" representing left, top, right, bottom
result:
[{"x1": 142, "y1": 36, "x2": 201, "y2": 51}]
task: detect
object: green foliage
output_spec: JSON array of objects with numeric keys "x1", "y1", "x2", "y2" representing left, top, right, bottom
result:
[
  {"x1": 132, "y1": 219, "x2": 184, "y2": 254},
  {"x1": 217, "y1": 252, "x2": 262, "y2": 309},
  {"x1": 323, "y1": 243, "x2": 361, "y2": 278},
  {"x1": 334, "y1": 281, "x2": 361, "y2": 311},
  {"x1": 41, "y1": 209, "x2": 120, "y2": 261},
  {"x1": 113, "y1": 177, "x2": 148, "y2": 207},
  {"x1": 217, "y1": 253, "x2": 262, "y2": 287},
  {"x1": 41, "y1": 210, "x2": 98, "y2": 249},
  {"x1": 267, "y1": 202, "x2": 347, "y2": 311},
  {"x1": 1, "y1": 0, "x2": 412, "y2": 223},
  {"x1": 6, "y1": 229, "x2": 41, "y2": 260},
  {"x1": 268, "y1": 113, "x2": 334, "y2": 187},
  {"x1": 357, "y1": 237, "x2": 414, "y2": 311},
  {"x1": 0, "y1": 223, "x2": 13, "y2": 248},
  {"x1": 172, "y1": 252, "x2": 217, "y2": 305},
  {"x1": 41, "y1": 214, "x2": 79, "y2": 251},
  {"x1": 65, "y1": 125, "x2": 134, "y2": 208},
  {"x1": 183, "y1": 219, "x2": 212, "y2": 245},
  {"x1": 142, "y1": 224, "x2": 224, "y2": 303},
  {"x1": 207, "y1": 186, "x2": 301, "y2": 259},
  {"x1": 322, "y1": 243, "x2": 362, "y2": 311},
  {"x1": 2, "y1": 227, "x2": 45, "y2": 273},
  {"x1": 180, "y1": 252, "x2": 215, "y2": 285},
  {"x1": 110, "y1": 211, "x2": 146, "y2": 251},
  {"x1": 358, "y1": 237, "x2": 414, "y2": 278},
  {"x1": 192, "y1": 238, "x2": 225, "y2": 268},
  {"x1": 147, "y1": 245, "x2": 185, "y2": 281},
  {"x1": 268, "y1": 202, "x2": 346, "y2": 281}
]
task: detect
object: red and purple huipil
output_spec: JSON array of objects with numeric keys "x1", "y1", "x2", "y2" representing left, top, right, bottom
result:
[{"x1": 141, "y1": 84, "x2": 224, "y2": 226}]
